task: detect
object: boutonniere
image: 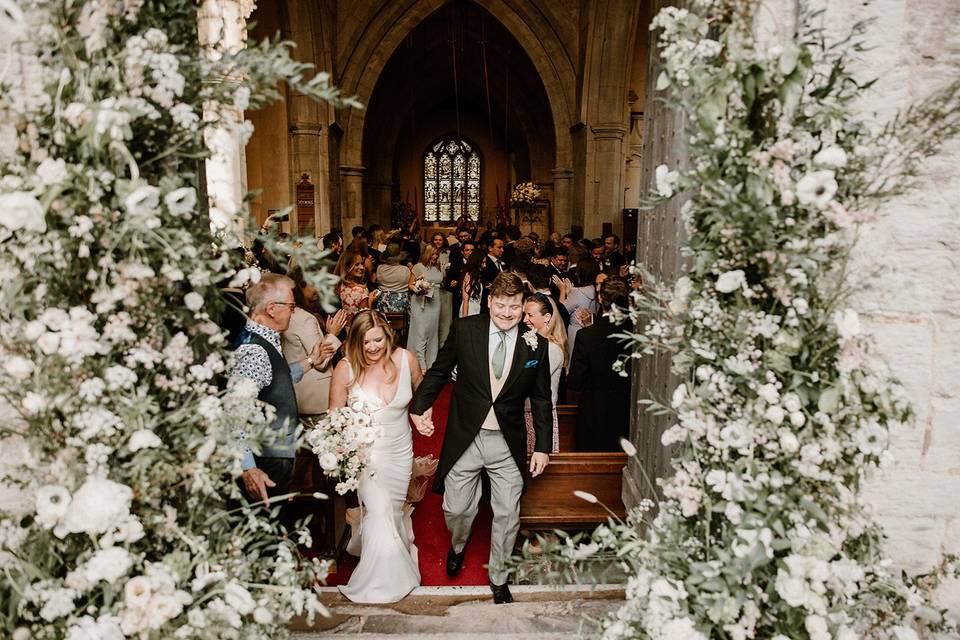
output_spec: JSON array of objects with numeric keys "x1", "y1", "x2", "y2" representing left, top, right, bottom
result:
[{"x1": 522, "y1": 330, "x2": 538, "y2": 349}]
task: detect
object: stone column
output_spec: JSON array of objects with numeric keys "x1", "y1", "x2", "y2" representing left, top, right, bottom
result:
[
  {"x1": 290, "y1": 122, "x2": 327, "y2": 235},
  {"x1": 624, "y1": 113, "x2": 645, "y2": 210},
  {"x1": 197, "y1": 0, "x2": 255, "y2": 242},
  {"x1": 590, "y1": 122, "x2": 628, "y2": 238},
  {"x1": 551, "y1": 167, "x2": 574, "y2": 234},
  {"x1": 339, "y1": 165, "x2": 365, "y2": 234}
]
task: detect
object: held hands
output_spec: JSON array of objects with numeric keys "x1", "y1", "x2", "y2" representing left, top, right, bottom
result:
[
  {"x1": 241, "y1": 467, "x2": 275, "y2": 503},
  {"x1": 529, "y1": 452, "x2": 549, "y2": 477},
  {"x1": 411, "y1": 408, "x2": 434, "y2": 436}
]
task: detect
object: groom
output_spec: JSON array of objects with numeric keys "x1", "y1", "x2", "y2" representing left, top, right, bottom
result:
[{"x1": 411, "y1": 272, "x2": 552, "y2": 604}]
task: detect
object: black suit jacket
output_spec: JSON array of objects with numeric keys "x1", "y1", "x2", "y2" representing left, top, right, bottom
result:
[
  {"x1": 567, "y1": 316, "x2": 631, "y2": 451},
  {"x1": 410, "y1": 314, "x2": 553, "y2": 493},
  {"x1": 479, "y1": 256, "x2": 504, "y2": 312}
]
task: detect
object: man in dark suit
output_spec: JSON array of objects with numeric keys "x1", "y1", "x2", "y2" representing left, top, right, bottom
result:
[
  {"x1": 410, "y1": 273, "x2": 552, "y2": 605},
  {"x1": 479, "y1": 238, "x2": 505, "y2": 312},
  {"x1": 567, "y1": 277, "x2": 631, "y2": 452}
]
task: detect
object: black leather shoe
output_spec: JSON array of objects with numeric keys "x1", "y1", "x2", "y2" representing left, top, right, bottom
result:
[
  {"x1": 490, "y1": 582, "x2": 513, "y2": 604},
  {"x1": 446, "y1": 546, "x2": 466, "y2": 577}
]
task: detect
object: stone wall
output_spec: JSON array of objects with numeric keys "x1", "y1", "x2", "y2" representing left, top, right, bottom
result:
[{"x1": 835, "y1": 0, "x2": 960, "y2": 614}]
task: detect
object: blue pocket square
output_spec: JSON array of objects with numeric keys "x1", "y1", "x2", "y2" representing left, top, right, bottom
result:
[{"x1": 524, "y1": 359, "x2": 539, "y2": 369}]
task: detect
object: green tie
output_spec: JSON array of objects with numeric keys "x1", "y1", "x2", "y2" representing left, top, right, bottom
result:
[{"x1": 492, "y1": 331, "x2": 507, "y2": 379}]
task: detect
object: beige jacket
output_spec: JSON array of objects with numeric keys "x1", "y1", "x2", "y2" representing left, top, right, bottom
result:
[{"x1": 282, "y1": 307, "x2": 341, "y2": 415}]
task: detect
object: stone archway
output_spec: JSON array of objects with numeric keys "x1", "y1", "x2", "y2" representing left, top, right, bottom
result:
[{"x1": 336, "y1": 0, "x2": 576, "y2": 232}]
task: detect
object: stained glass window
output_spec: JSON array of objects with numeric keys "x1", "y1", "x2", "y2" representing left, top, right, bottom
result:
[{"x1": 423, "y1": 138, "x2": 480, "y2": 222}]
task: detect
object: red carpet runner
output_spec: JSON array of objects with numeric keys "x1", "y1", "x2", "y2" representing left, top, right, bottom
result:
[{"x1": 326, "y1": 383, "x2": 493, "y2": 586}]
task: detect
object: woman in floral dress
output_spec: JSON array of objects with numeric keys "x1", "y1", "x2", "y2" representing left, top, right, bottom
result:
[{"x1": 336, "y1": 246, "x2": 379, "y2": 325}]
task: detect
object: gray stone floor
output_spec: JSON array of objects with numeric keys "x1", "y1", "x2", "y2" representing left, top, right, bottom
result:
[{"x1": 290, "y1": 586, "x2": 624, "y2": 638}]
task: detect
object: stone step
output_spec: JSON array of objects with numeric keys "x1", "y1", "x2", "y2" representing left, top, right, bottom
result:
[{"x1": 291, "y1": 586, "x2": 624, "y2": 637}]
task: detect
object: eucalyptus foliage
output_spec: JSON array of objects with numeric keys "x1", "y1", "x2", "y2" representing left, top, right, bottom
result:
[
  {"x1": 0, "y1": 1, "x2": 355, "y2": 637},
  {"x1": 515, "y1": 2, "x2": 960, "y2": 639}
]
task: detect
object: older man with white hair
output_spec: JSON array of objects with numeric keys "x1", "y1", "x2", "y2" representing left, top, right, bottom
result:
[{"x1": 230, "y1": 273, "x2": 329, "y2": 509}]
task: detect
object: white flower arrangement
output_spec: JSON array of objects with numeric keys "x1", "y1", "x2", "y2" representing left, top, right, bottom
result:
[
  {"x1": 411, "y1": 276, "x2": 434, "y2": 297},
  {"x1": 511, "y1": 181, "x2": 541, "y2": 205},
  {"x1": 304, "y1": 398, "x2": 382, "y2": 495},
  {"x1": 511, "y1": 2, "x2": 960, "y2": 638},
  {"x1": 522, "y1": 329, "x2": 539, "y2": 350},
  {"x1": 0, "y1": 1, "x2": 358, "y2": 637}
]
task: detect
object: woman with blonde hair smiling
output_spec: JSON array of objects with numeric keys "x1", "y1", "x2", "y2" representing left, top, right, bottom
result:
[{"x1": 328, "y1": 310, "x2": 424, "y2": 603}]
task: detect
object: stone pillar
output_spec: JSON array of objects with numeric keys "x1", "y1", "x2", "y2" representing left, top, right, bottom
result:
[
  {"x1": 339, "y1": 165, "x2": 365, "y2": 234},
  {"x1": 197, "y1": 0, "x2": 255, "y2": 242},
  {"x1": 551, "y1": 167, "x2": 574, "y2": 234},
  {"x1": 290, "y1": 122, "x2": 328, "y2": 235},
  {"x1": 589, "y1": 122, "x2": 628, "y2": 237},
  {"x1": 624, "y1": 112, "x2": 645, "y2": 210}
]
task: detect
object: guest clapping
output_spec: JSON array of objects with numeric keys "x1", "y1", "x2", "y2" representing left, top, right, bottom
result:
[{"x1": 336, "y1": 246, "x2": 379, "y2": 324}]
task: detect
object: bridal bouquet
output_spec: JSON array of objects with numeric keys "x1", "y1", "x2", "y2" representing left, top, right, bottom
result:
[
  {"x1": 411, "y1": 276, "x2": 434, "y2": 298},
  {"x1": 304, "y1": 399, "x2": 381, "y2": 494}
]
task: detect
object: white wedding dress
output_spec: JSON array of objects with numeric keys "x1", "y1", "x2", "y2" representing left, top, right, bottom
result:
[{"x1": 339, "y1": 353, "x2": 421, "y2": 603}]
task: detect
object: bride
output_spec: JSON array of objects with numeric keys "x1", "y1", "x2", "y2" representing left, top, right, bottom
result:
[{"x1": 328, "y1": 310, "x2": 423, "y2": 603}]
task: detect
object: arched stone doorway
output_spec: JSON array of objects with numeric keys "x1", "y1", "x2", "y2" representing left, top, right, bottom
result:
[{"x1": 358, "y1": 1, "x2": 557, "y2": 234}]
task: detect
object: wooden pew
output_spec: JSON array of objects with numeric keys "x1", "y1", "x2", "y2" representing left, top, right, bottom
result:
[{"x1": 519, "y1": 404, "x2": 627, "y2": 527}]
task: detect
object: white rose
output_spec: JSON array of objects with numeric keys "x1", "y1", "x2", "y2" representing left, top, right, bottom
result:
[
  {"x1": 318, "y1": 452, "x2": 338, "y2": 471},
  {"x1": 764, "y1": 405, "x2": 785, "y2": 425},
  {"x1": 252, "y1": 606, "x2": 273, "y2": 624},
  {"x1": 146, "y1": 594, "x2": 183, "y2": 629},
  {"x1": 796, "y1": 170, "x2": 838, "y2": 209},
  {"x1": 715, "y1": 269, "x2": 745, "y2": 293},
  {"x1": 804, "y1": 615, "x2": 830, "y2": 640},
  {"x1": 128, "y1": 429, "x2": 162, "y2": 452},
  {"x1": 61, "y1": 477, "x2": 133, "y2": 537},
  {"x1": 757, "y1": 383, "x2": 779, "y2": 404},
  {"x1": 0, "y1": 192, "x2": 46, "y2": 232},
  {"x1": 789, "y1": 411, "x2": 806, "y2": 427},
  {"x1": 223, "y1": 581, "x2": 256, "y2": 615},
  {"x1": 124, "y1": 185, "x2": 161, "y2": 218},
  {"x1": 779, "y1": 430, "x2": 800, "y2": 453},
  {"x1": 164, "y1": 187, "x2": 196, "y2": 216},
  {"x1": 37, "y1": 158, "x2": 69, "y2": 185},
  {"x1": 775, "y1": 570, "x2": 809, "y2": 607},
  {"x1": 82, "y1": 547, "x2": 133, "y2": 584},
  {"x1": 655, "y1": 164, "x2": 680, "y2": 198},
  {"x1": 184, "y1": 292, "x2": 204, "y2": 312},
  {"x1": 35, "y1": 485, "x2": 72, "y2": 528},
  {"x1": 813, "y1": 146, "x2": 847, "y2": 168},
  {"x1": 21, "y1": 391, "x2": 45, "y2": 415},
  {"x1": 833, "y1": 309, "x2": 860, "y2": 340},
  {"x1": 782, "y1": 392, "x2": 802, "y2": 413},
  {"x1": 4, "y1": 355, "x2": 34, "y2": 380},
  {"x1": 123, "y1": 576, "x2": 152, "y2": 608}
]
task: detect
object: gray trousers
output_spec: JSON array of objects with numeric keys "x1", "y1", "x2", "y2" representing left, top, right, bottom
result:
[{"x1": 443, "y1": 429, "x2": 522, "y2": 586}]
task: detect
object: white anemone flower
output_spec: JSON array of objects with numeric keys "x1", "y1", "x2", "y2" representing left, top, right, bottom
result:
[
  {"x1": 164, "y1": 187, "x2": 196, "y2": 216},
  {"x1": 796, "y1": 170, "x2": 838, "y2": 209},
  {"x1": 124, "y1": 185, "x2": 161, "y2": 217},
  {"x1": 655, "y1": 164, "x2": 680, "y2": 198},
  {"x1": 715, "y1": 269, "x2": 746, "y2": 293},
  {"x1": 35, "y1": 485, "x2": 72, "y2": 529}
]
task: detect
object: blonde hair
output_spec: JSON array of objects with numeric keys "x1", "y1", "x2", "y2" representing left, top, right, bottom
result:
[
  {"x1": 419, "y1": 244, "x2": 437, "y2": 267},
  {"x1": 525, "y1": 293, "x2": 568, "y2": 367},
  {"x1": 344, "y1": 310, "x2": 397, "y2": 386},
  {"x1": 335, "y1": 247, "x2": 364, "y2": 283}
]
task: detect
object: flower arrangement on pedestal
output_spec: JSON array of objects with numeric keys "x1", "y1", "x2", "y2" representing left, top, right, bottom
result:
[
  {"x1": 510, "y1": 181, "x2": 541, "y2": 222},
  {"x1": 0, "y1": 1, "x2": 358, "y2": 638},
  {"x1": 511, "y1": 2, "x2": 960, "y2": 638}
]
